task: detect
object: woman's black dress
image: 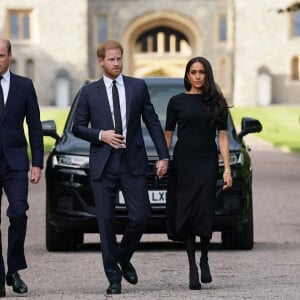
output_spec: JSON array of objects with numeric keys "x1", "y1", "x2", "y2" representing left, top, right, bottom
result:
[{"x1": 165, "y1": 93, "x2": 227, "y2": 241}]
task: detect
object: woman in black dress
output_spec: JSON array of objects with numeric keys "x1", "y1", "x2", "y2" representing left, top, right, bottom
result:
[{"x1": 164, "y1": 57, "x2": 232, "y2": 290}]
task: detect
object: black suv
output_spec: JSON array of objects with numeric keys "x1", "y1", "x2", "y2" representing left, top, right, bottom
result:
[{"x1": 42, "y1": 77, "x2": 262, "y2": 251}]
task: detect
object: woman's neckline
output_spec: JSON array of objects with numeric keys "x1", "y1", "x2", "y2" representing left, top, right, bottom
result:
[{"x1": 185, "y1": 92, "x2": 203, "y2": 95}]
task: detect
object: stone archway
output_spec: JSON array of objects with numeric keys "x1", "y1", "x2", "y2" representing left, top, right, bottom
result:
[{"x1": 122, "y1": 10, "x2": 203, "y2": 77}]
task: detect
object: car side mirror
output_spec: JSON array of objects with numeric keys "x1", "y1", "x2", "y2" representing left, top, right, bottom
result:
[
  {"x1": 237, "y1": 117, "x2": 262, "y2": 142},
  {"x1": 42, "y1": 120, "x2": 60, "y2": 141}
]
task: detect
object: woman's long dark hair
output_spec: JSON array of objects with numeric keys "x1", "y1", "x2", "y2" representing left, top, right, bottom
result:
[{"x1": 184, "y1": 56, "x2": 228, "y2": 126}]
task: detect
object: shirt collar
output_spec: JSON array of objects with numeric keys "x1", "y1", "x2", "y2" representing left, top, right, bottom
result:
[
  {"x1": 103, "y1": 74, "x2": 124, "y2": 88},
  {"x1": 1, "y1": 69, "x2": 10, "y2": 82}
]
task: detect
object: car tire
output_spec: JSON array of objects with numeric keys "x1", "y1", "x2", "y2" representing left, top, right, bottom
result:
[
  {"x1": 46, "y1": 221, "x2": 83, "y2": 251},
  {"x1": 221, "y1": 203, "x2": 254, "y2": 250}
]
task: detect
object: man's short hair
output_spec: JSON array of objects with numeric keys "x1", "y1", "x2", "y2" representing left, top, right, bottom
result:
[{"x1": 96, "y1": 40, "x2": 123, "y2": 59}]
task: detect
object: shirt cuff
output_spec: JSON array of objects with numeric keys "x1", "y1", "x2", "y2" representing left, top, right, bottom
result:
[{"x1": 99, "y1": 130, "x2": 103, "y2": 141}]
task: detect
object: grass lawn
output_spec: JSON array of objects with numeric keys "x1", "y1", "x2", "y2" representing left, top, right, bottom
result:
[
  {"x1": 38, "y1": 105, "x2": 300, "y2": 155},
  {"x1": 40, "y1": 107, "x2": 69, "y2": 153},
  {"x1": 230, "y1": 106, "x2": 300, "y2": 154}
]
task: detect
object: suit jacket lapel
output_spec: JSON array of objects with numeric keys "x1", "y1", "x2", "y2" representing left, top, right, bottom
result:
[
  {"x1": 1, "y1": 72, "x2": 17, "y2": 122},
  {"x1": 122, "y1": 76, "x2": 132, "y2": 124}
]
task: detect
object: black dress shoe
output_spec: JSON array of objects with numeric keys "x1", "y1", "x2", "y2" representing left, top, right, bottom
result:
[
  {"x1": 6, "y1": 272, "x2": 28, "y2": 294},
  {"x1": 200, "y1": 260, "x2": 212, "y2": 283},
  {"x1": 106, "y1": 281, "x2": 121, "y2": 294},
  {"x1": 0, "y1": 285, "x2": 5, "y2": 298},
  {"x1": 119, "y1": 261, "x2": 138, "y2": 285},
  {"x1": 189, "y1": 270, "x2": 201, "y2": 290}
]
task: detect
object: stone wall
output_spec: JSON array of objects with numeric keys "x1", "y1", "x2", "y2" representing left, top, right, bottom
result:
[{"x1": 1, "y1": 0, "x2": 299, "y2": 106}]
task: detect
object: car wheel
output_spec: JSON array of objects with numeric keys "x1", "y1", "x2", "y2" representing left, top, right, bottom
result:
[
  {"x1": 46, "y1": 221, "x2": 83, "y2": 251},
  {"x1": 221, "y1": 202, "x2": 254, "y2": 250}
]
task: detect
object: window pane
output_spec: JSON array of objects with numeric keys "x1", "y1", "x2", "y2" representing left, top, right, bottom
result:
[
  {"x1": 294, "y1": 11, "x2": 300, "y2": 36},
  {"x1": 23, "y1": 14, "x2": 30, "y2": 39},
  {"x1": 219, "y1": 15, "x2": 227, "y2": 41},
  {"x1": 98, "y1": 17, "x2": 107, "y2": 42},
  {"x1": 10, "y1": 14, "x2": 19, "y2": 39}
]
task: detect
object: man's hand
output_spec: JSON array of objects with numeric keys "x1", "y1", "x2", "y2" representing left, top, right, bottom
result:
[
  {"x1": 101, "y1": 130, "x2": 125, "y2": 149},
  {"x1": 156, "y1": 160, "x2": 169, "y2": 179},
  {"x1": 30, "y1": 166, "x2": 42, "y2": 184}
]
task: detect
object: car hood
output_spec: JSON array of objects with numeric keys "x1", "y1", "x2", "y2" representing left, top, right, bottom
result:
[
  {"x1": 55, "y1": 132, "x2": 169, "y2": 157},
  {"x1": 55, "y1": 131, "x2": 243, "y2": 157},
  {"x1": 55, "y1": 132, "x2": 90, "y2": 155}
]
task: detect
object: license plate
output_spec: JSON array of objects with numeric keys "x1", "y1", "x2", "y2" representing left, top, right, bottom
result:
[{"x1": 118, "y1": 190, "x2": 166, "y2": 204}]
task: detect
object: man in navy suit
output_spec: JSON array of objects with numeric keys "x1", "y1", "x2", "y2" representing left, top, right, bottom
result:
[
  {"x1": 73, "y1": 40, "x2": 169, "y2": 294},
  {"x1": 0, "y1": 38, "x2": 44, "y2": 297}
]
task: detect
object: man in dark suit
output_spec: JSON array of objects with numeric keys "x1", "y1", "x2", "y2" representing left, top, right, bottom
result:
[
  {"x1": 73, "y1": 40, "x2": 169, "y2": 294},
  {"x1": 0, "y1": 38, "x2": 44, "y2": 297}
]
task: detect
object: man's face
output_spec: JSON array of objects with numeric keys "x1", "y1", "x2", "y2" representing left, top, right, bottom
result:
[
  {"x1": 99, "y1": 48, "x2": 123, "y2": 79},
  {"x1": 0, "y1": 40, "x2": 11, "y2": 76}
]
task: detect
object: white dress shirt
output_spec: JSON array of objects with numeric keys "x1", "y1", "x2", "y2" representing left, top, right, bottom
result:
[
  {"x1": 0, "y1": 69, "x2": 10, "y2": 105},
  {"x1": 101, "y1": 75, "x2": 127, "y2": 144}
]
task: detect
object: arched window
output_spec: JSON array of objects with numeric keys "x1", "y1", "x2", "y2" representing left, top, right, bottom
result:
[
  {"x1": 136, "y1": 26, "x2": 191, "y2": 55},
  {"x1": 25, "y1": 59, "x2": 34, "y2": 80},
  {"x1": 291, "y1": 56, "x2": 299, "y2": 80}
]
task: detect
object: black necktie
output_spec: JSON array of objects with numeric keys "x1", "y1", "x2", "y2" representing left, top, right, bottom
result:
[
  {"x1": 112, "y1": 80, "x2": 123, "y2": 135},
  {"x1": 0, "y1": 76, "x2": 4, "y2": 116}
]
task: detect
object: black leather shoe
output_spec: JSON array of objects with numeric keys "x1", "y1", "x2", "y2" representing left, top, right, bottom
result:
[
  {"x1": 189, "y1": 270, "x2": 201, "y2": 290},
  {"x1": 106, "y1": 281, "x2": 121, "y2": 294},
  {"x1": 0, "y1": 285, "x2": 5, "y2": 298},
  {"x1": 6, "y1": 272, "x2": 28, "y2": 294},
  {"x1": 119, "y1": 261, "x2": 138, "y2": 285},
  {"x1": 200, "y1": 260, "x2": 212, "y2": 283}
]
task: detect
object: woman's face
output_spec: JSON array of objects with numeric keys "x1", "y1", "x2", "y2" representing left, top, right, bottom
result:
[{"x1": 187, "y1": 61, "x2": 206, "y2": 92}]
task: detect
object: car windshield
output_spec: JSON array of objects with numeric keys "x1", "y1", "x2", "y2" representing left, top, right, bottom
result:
[
  {"x1": 147, "y1": 85, "x2": 185, "y2": 126},
  {"x1": 66, "y1": 78, "x2": 238, "y2": 149}
]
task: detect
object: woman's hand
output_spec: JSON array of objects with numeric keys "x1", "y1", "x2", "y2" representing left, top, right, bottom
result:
[{"x1": 222, "y1": 169, "x2": 232, "y2": 189}]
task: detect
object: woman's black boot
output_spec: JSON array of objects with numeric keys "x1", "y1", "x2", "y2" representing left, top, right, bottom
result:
[
  {"x1": 186, "y1": 234, "x2": 201, "y2": 290},
  {"x1": 200, "y1": 236, "x2": 212, "y2": 283}
]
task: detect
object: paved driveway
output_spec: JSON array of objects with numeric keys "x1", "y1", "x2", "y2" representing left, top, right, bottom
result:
[{"x1": 0, "y1": 136, "x2": 299, "y2": 299}]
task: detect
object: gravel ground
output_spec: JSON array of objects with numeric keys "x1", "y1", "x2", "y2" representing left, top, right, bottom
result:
[{"x1": 1, "y1": 136, "x2": 300, "y2": 299}]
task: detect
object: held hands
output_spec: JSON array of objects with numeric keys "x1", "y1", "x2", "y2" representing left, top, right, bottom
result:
[
  {"x1": 102, "y1": 130, "x2": 125, "y2": 149},
  {"x1": 101, "y1": 130, "x2": 168, "y2": 178},
  {"x1": 156, "y1": 160, "x2": 169, "y2": 179}
]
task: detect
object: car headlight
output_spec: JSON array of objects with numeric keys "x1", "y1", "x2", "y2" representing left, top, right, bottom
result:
[
  {"x1": 237, "y1": 152, "x2": 245, "y2": 165},
  {"x1": 52, "y1": 154, "x2": 89, "y2": 168}
]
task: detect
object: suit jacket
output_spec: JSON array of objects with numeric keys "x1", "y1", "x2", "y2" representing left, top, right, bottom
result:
[
  {"x1": 0, "y1": 72, "x2": 44, "y2": 170},
  {"x1": 72, "y1": 75, "x2": 169, "y2": 180}
]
